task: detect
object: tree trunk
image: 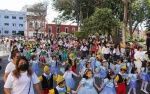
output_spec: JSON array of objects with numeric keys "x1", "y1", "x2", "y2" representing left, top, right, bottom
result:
[
  {"x1": 129, "y1": 10, "x2": 133, "y2": 39},
  {"x1": 122, "y1": 0, "x2": 128, "y2": 44}
]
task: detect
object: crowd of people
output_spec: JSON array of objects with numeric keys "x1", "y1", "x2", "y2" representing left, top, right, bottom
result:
[{"x1": 1, "y1": 34, "x2": 150, "y2": 94}]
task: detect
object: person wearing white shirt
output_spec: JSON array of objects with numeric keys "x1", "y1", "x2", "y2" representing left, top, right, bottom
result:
[
  {"x1": 80, "y1": 44, "x2": 88, "y2": 57},
  {"x1": 4, "y1": 56, "x2": 41, "y2": 94},
  {"x1": 102, "y1": 43, "x2": 110, "y2": 60},
  {"x1": 113, "y1": 45, "x2": 121, "y2": 61},
  {"x1": 134, "y1": 46, "x2": 146, "y2": 73},
  {"x1": 4, "y1": 51, "x2": 21, "y2": 83}
]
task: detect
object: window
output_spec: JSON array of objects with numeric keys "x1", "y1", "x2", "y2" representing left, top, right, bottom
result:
[
  {"x1": 4, "y1": 16, "x2": 9, "y2": 19},
  {"x1": 65, "y1": 27, "x2": 68, "y2": 33},
  {"x1": 48, "y1": 26, "x2": 52, "y2": 33},
  {"x1": 4, "y1": 23, "x2": 9, "y2": 26},
  {"x1": 19, "y1": 17, "x2": 23, "y2": 20},
  {"x1": 29, "y1": 22, "x2": 33, "y2": 28},
  {"x1": 4, "y1": 30, "x2": 9, "y2": 34},
  {"x1": 19, "y1": 24, "x2": 23, "y2": 27},
  {"x1": 12, "y1": 31, "x2": 16, "y2": 35},
  {"x1": 72, "y1": 27, "x2": 75, "y2": 32},
  {"x1": 56, "y1": 27, "x2": 60, "y2": 33},
  {"x1": 12, "y1": 16, "x2": 16, "y2": 19},
  {"x1": 12, "y1": 23, "x2": 16, "y2": 26}
]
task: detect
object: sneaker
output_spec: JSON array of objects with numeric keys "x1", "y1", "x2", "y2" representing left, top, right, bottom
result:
[
  {"x1": 143, "y1": 90, "x2": 149, "y2": 94},
  {"x1": 72, "y1": 90, "x2": 76, "y2": 93},
  {"x1": 141, "y1": 89, "x2": 144, "y2": 91}
]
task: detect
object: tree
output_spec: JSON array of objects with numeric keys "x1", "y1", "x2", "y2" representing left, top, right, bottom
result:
[
  {"x1": 81, "y1": 8, "x2": 120, "y2": 40},
  {"x1": 27, "y1": 1, "x2": 49, "y2": 37},
  {"x1": 52, "y1": 15, "x2": 67, "y2": 35},
  {"x1": 122, "y1": 0, "x2": 128, "y2": 44}
]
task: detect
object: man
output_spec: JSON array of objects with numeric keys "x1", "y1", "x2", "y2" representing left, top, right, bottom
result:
[
  {"x1": 115, "y1": 66, "x2": 127, "y2": 94},
  {"x1": 146, "y1": 31, "x2": 150, "y2": 58},
  {"x1": 4, "y1": 51, "x2": 20, "y2": 83}
]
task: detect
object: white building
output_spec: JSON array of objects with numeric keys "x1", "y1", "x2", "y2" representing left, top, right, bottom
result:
[{"x1": 0, "y1": 9, "x2": 26, "y2": 36}]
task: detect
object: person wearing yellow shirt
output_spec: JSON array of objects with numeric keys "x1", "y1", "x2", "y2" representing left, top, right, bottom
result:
[
  {"x1": 115, "y1": 66, "x2": 127, "y2": 94},
  {"x1": 49, "y1": 75, "x2": 71, "y2": 94},
  {"x1": 39, "y1": 66, "x2": 56, "y2": 94},
  {"x1": 66, "y1": 54, "x2": 77, "y2": 73}
]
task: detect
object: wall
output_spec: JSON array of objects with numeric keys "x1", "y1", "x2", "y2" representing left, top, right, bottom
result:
[
  {"x1": 46, "y1": 24, "x2": 78, "y2": 37},
  {"x1": 0, "y1": 9, "x2": 26, "y2": 36}
]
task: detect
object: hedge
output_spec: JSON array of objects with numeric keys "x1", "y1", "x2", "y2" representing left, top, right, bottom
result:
[{"x1": 74, "y1": 31, "x2": 87, "y2": 39}]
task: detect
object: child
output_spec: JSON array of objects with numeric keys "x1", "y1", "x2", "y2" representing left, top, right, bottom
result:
[
  {"x1": 49, "y1": 75, "x2": 71, "y2": 94},
  {"x1": 95, "y1": 57, "x2": 102, "y2": 69},
  {"x1": 30, "y1": 55, "x2": 42, "y2": 74},
  {"x1": 120, "y1": 57, "x2": 127, "y2": 67},
  {"x1": 79, "y1": 56, "x2": 87, "y2": 73},
  {"x1": 38, "y1": 47, "x2": 48, "y2": 63},
  {"x1": 66, "y1": 54, "x2": 77, "y2": 73},
  {"x1": 115, "y1": 66, "x2": 127, "y2": 94},
  {"x1": 39, "y1": 66, "x2": 56, "y2": 94},
  {"x1": 26, "y1": 47, "x2": 31, "y2": 61},
  {"x1": 98, "y1": 60, "x2": 108, "y2": 83},
  {"x1": 128, "y1": 67, "x2": 138, "y2": 94},
  {"x1": 74, "y1": 69, "x2": 99, "y2": 94},
  {"x1": 140, "y1": 62, "x2": 150, "y2": 94},
  {"x1": 127, "y1": 58, "x2": 135, "y2": 73},
  {"x1": 90, "y1": 53, "x2": 96, "y2": 73},
  {"x1": 48, "y1": 56, "x2": 58, "y2": 78},
  {"x1": 62, "y1": 47, "x2": 68, "y2": 64},
  {"x1": 113, "y1": 59, "x2": 122, "y2": 75},
  {"x1": 80, "y1": 62, "x2": 92, "y2": 77},
  {"x1": 99, "y1": 72, "x2": 117, "y2": 94},
  {"x1": 63, "y1": 65, "x2": 78, "y2": 89}
]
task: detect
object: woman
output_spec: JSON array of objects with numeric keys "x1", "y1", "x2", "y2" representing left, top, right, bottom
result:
[
  {"x1": 80, "y1": 43, "x2": 88, "y2": 57},
  {"x1": 8, "y1": 45, "x2": 18, "y2": 62},
  {"x1": 102, "y1": 43, "x2": 110, "y2": 60},
  {"x1": 4, "y1": 56, "x2": 41, "y2": 94},
  {"x1": 113, "y1": 44, "x2": 121, "y2": 61}
]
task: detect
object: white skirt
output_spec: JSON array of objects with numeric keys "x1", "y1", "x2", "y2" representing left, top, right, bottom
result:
[{"x1": 134, "y1": 60, "x2": 142, "y2": 73}]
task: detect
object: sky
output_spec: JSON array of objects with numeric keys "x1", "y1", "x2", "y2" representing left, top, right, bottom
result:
[{"x1": 0, "y1": 0, "x2": 59, "y2": 23}]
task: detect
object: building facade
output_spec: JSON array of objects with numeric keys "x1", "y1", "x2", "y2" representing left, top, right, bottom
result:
[
  {"x1": 0, "y1": 9, "x2": 26, "y2": 36},
  {"x1": 21, "y1": 5, "x2": 46, "y2": 37},
  {"x1": 46, "y1": 24, "x2": 78, "y2": 37}
]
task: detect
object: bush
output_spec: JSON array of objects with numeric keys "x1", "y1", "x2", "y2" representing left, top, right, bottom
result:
[
  {"x1": 138, "y1": 38, "x2": 146, "y2": 42},
  {"x1": 74, "y1": 31, "x2": 87, "y2": 39}
]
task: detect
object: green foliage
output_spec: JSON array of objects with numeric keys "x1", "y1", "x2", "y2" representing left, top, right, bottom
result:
[
  {"x1": 81, "y1": 8, "x2": 120, "y2": 35},
  {"x1": 74, "y1": 31, "x2": 87, "y2": 39},
  {"x1": 138, "y1": 38, "x2": 146, "y2": 42}
]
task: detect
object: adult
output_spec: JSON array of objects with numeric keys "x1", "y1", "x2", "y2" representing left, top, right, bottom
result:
[
  {"x1": 101, "y1": 43, "x2": 110, "y2": 60},
  {"x1": 120, "y1": 40, "x2": 126, "y2": 57},
  {"x1": 134, "y1": 46, "x2": 146, "y2": 73},
  {"x1": 4, "y1": 51, "x2": 20, "y2": 83},
  {"x1": 8, "y1": 45, "x2": 18, "y2": 62},
  {"x1": 146, "y1": 31, "x2": 150, "y2": 58},
  {"x1": 80, "y1": 43, "x2": 88, "y2": 57},
  {"x1": 130, "y1": 39, "x2": 138, "y2": 58},
  {"x1": 113, "y1": 44, "x2": 121, "y2": 61},
  {"x1": 4, "y1": 56, "x2": 41, "y2": 94}
]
